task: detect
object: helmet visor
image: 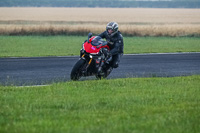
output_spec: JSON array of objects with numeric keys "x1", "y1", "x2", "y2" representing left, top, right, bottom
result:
[{"x1": 107, "y1": 28, "x2": 114, "y2": 34}]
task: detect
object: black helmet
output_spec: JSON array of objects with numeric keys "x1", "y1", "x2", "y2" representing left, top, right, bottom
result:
[{"x1": 106, "y1": 22, "x2": 118, "y2": 37}]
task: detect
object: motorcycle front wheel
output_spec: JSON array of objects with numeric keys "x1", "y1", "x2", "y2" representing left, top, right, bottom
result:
[{"x1": 70, "y1": 59, "x2": 86, "y2": 81}]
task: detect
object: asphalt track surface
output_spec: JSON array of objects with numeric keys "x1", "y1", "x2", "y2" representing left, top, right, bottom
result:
[{"x1": 0, "y1": 53, "x2": 200, "y2": 86}]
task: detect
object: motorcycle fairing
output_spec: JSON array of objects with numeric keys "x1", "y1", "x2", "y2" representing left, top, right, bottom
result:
[
  {"x1": 83, "y1": 36, "x2": 110, "y2": 54},
  {"x1": 83, "y1": 41, "x2": 101, "y2": 54}
]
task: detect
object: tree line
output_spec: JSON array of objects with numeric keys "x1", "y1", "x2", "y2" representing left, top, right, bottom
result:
[{"x1": 0, "y1": 0, "x2": 200, "y2": 8}]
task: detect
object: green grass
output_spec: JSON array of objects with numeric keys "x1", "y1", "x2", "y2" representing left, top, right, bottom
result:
[
  {"x1": 0, "y1": 36, "x2": 200, "y2": 57},
  {"x1": 125, "y1": 37, "x2": 200, "y2": 54},
  {"x1": 0, "y1": 36, "x2": 83, "y2": 57},
  {"x1": 0, "y1": 75, "x2": 199, "y2": 133}
]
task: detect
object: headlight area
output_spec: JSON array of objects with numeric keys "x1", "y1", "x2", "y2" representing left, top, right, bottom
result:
[
  {"x1": 89, "y1": 54, "x2": 93, "y2": 59},
  {"x1": 89, "y1": 53, "x2": 101, "y2": 59}
]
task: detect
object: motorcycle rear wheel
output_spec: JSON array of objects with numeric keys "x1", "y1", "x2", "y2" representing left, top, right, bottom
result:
[{"x1": 70, "y1": 59, "x2": 86, "y2": 81}]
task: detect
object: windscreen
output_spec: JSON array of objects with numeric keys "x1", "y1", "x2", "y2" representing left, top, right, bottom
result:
[{"x1": 91, "y1": 36, "x2": 104, "y2": 46}]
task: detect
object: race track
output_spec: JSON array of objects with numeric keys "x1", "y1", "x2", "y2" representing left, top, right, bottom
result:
[{"x1": 0, "y1": 53, "x2": 200, "y2": 86}]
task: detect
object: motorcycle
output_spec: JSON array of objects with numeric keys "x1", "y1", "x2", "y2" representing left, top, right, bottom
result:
[{"x1": 70, "y1": 33, "x2": 113, "y2": 81}]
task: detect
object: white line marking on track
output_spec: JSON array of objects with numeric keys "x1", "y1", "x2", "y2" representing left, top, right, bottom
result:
[
  {"x1": 16, "y1": 85, "x2": 50, "y2": 88},
  {"x1": 125, "y1": 52, "x2": 200, "y2": 56}
]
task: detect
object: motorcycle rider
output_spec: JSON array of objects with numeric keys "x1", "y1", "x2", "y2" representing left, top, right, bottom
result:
[{"x1": 98, "y1": 22, "x2": 124, "y2": 68}]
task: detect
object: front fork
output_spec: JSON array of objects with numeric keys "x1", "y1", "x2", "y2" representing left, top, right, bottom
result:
[
  {"x1": 81, "y1": 54, "x2": 93, "y2": 73},
  {"x1": 81, "y1": 54, "x2": 104, "y2": 75}
]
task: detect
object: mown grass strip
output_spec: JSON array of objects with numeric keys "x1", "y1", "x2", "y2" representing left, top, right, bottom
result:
[
  {"x1": 0, "y1": 36, "x2": 200, "y2": 57},
  {"x1": 0, "y1": 75, "x2": 199, "y2": 133}
]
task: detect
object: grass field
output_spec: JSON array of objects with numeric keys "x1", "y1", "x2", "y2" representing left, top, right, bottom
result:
[
  {"x1": 0, "y1": 8, "x2": 200, "y2": 36},
  {"x1": 0, "y1": 36, "x2": 200, "y2": 57},
  {"x1": 1, "y1": 7, "x2": 200, "y2": 133},
  {"x1": 0, "y1": 75, "x2": 199, "y2": 133}
]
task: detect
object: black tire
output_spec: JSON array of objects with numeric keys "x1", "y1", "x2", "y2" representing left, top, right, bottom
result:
[{"x1": 70, "y1": 59, "x2": 86, "y2": 81}]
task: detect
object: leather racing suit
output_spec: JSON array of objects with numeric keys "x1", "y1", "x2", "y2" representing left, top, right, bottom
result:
[{"x1": 98, "y1": 31, "x2": 124, "y2": 68}]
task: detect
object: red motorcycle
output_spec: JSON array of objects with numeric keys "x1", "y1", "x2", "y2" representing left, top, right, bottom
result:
[{"x1": 70, "y1": 33, "x2": 113, "y2": 80}]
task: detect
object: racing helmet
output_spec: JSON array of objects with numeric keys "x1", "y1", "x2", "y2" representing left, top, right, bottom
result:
[{"x1": 106, "y1": 22, "x2": 119, "y2": 37}]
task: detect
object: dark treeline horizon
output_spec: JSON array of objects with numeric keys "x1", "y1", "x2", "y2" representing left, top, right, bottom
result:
[{"x1": 0, "y1": 0, "x2": 200, "y2": 8}]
